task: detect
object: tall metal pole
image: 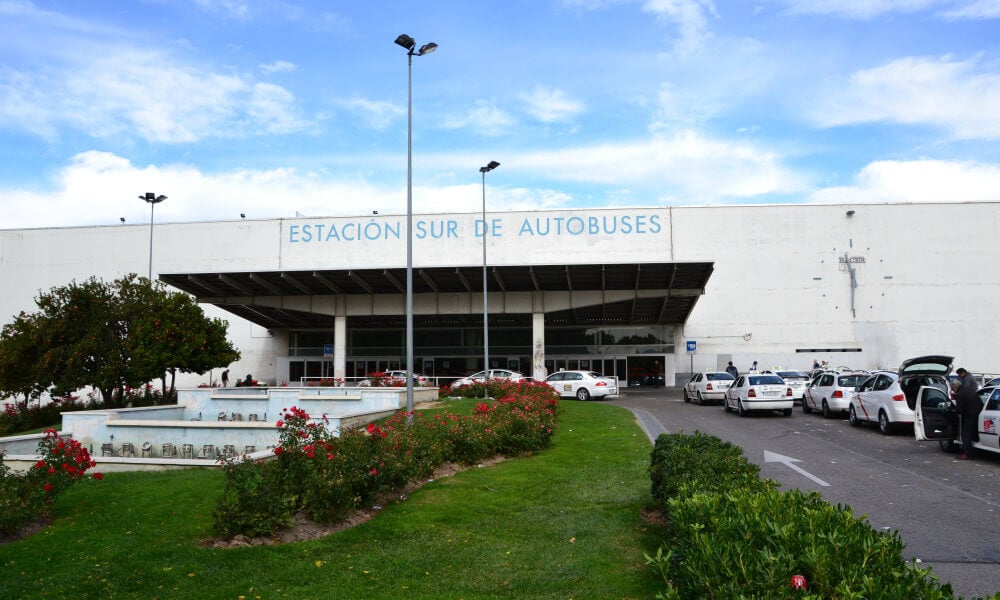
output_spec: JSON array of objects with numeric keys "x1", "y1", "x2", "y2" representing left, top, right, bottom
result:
[
  {"x1": 139, "y1": 193, "x2": 167, "y2": 280},
  {"x1": 479, "y1": 161, "x2": 499, "y2": 400},
  {"x1": 405, "y1": 49, "x2": 414, "y2": 416},
  {"x1": 395, "y1": 34, "x2": 436, "y2": 417}
]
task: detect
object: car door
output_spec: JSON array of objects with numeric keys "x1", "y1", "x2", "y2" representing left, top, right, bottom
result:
[
  {"x1": 688, "y1": 373, "x2": 702, "y2": 396},
  {"x1": 914, "y1": 385, "x2": 958, "y2": 441},
  {"x1": 854, "y1": 375, "x2": 877, "y2": 421},
  {"x1": 976, "y1": 388, "x2": 1000, "y2": 453}
]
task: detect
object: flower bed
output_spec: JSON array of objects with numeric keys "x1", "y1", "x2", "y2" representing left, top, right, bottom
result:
[
  {"x1": 213, "y1": 382, "x2": 560, "y2": 539},
  {"x1": 0, "y1": 429, "x2": 101, "y2": 537}
]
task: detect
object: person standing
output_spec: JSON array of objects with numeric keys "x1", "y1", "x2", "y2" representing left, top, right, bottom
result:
[
  {"x1": 221, "y1": 369, "x2": 229, "y2": 387},
  {"x1": 725, "y1": 361, "x2": 739, "y2": 378},
  {"x1": 954, "y1": 367, "x2": 982, "y2": 460},
  {"x1": 750, "y1": 360, "x2": 758, "y2": 372}
]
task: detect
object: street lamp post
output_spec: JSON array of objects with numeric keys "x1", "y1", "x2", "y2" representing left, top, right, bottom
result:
[
  {"x1": 139, "y1": 192, "x2": 167, "y2": 280},
  {"x1": 395, "y1": 34, "x2": 437, "y2": 417},
  {"x1": 479, "y1": 161, "x2": 500, "y2": 399}
]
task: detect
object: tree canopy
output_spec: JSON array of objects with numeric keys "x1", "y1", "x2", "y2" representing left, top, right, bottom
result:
[{"x1": 0, "y1": 275, "x2": 240, "y2": 407}]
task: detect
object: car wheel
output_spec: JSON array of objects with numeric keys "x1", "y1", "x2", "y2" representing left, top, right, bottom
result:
[
  {"x1": 802, "y1": 400, "x2": 812, "y2": 414},
  {"x1": 576, "y1": 387, "x2": 591, "y2": 401},
  {"x1": 878, "y1": 410, "x2": 893, "y2": 435},
  {"x1": 939, "y1": 439, "x2": 959, "y2": 453},
  {"x1": 782, "y1": 408, "x2": 793, "y2": 417},
  {"x1": 723, "y1": 399, "x2": 730, "y2": 413},
  {"x1": 848, "y1": 405, "x2": 861, "y2": 427},
  {"x1": 696, "y1": 391, "x2": 704, "y2": 405},
  {"x1": 821, "y1": 400, "x2": 831, "y2": 419},
  {"x1": 683, "y1": 389, "x2": 691, "y2": 403},
  {"x1": 737, "y1": 400, "x2": 747, "y2": 417}
]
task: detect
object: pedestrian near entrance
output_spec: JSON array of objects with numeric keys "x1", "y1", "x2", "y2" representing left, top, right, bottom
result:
[
  {"x1": 725, "y1": 361, "x2": 739, "y2": 378},
  {"x1": 954, "y1": 367, "x2": 982, "y2": 460},
  {"x1": 751, "y1": 360, "x2": 758, "y2": 372},
  {"x1": 221, "y1": 369, "x2": 229, "y2": 387}
]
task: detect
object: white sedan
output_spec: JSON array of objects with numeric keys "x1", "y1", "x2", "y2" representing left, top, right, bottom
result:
[
  {"x1": 683, "y1": 371, "x2": 735, "y2": 405},
  {"x1": 545, "y1": 370, "x2": 619, "y2": 401},
  {"x1": 450, "y1": 369, "x2": 525, "y2": 388},
  {"x1": 915, "y1": 385, "x2": 1000, "y2": 456},
  {"x1": 724, "y1": 374, "x2": 794, "y2": 417}
]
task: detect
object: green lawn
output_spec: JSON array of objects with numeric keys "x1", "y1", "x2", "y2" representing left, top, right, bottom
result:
[{"x1": 0, "y1": 401, "x2": 666, "y2": 599}]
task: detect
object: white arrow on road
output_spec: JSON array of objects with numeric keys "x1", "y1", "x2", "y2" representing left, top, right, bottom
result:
[{"x1": 763, "y1": 451, "x2": 830, "y2": 487}]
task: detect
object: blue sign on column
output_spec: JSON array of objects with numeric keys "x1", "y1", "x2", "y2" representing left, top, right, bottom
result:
[
  {"x1": 323, "y1": 343, "x2": 334, "y2": 357},
  {"x1": 686, "y1": 340, "x2": 696, "y2": 353}
]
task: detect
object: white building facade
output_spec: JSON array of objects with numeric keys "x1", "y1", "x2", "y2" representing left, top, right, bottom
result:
[{"x1": 1, "y1": 202, "x2": 997, "y2": 389}]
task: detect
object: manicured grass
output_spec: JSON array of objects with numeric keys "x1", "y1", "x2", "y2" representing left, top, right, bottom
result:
[{"x1": 0, "y1": 401, "x2": 665, "y2": 599}]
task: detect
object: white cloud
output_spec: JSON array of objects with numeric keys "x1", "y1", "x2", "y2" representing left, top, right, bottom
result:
[
  {"x1": 642, "y1": 0, "x2": 718, "y2": 55},
  {"x1": 507, "y1": 130, "x2": 806, "y2": 200},
  {"x1": 343, "y1": 98, "x2": 405, "y2": 130},
  {"x1": 520, "y1": 86, "x2": 584, "y2": 122},
  {"x1": 809, "y1": 159, "x2": 1000, "y2": 203},
  {"x1": 441, "y1": 100, "x2": 517, "y2": 136},
  {"x1": 940, "y1": 0, "x2": 1000, "y2": 19},
  {"x1": 810, "y1": 55, "x2": 1000, "y2": 140},
  {"x1": 0, "y1": 43, "x2": 309, "y2": 143},
  {"x1": 259, "y1": 60, "x2": 297, "y2": 75},
  {"x1": 776, "y1": 0, "x2": 1000, "y2": 19}
]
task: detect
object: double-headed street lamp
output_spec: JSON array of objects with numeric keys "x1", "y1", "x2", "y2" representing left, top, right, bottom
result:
[
  {"x1": 395, "y1": 34, "x2": 437, "y2": 416},
  {"x1": 139, "y1": 192, "x2": 167, "y2": 280},
  {"x1": 479, "y1": 161, "x2": 500, "y2": 398}
]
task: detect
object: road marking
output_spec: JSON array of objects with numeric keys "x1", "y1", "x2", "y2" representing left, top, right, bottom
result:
[{"x1": 763, "y1": 450, "x2": 830, "y2": 487}]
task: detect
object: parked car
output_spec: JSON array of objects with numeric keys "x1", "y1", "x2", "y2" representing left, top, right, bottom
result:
[
  {"x1": 683, "y1": 371, "x2": 735, "y2": 405},
  {"x1": 545, "y1": 370, "x2": 619, "y2": 401},
  {"x1": 803, "y1": 370, "x2": 870, "y2": 418},
  {"x1": 763, "y1": 370, "x2": 811, "y2": 403},
  {"x1": 983, "y1": 377, "x2": 1000, "y2": 388},
  {"x1": 914, "y1": 385, "x2": 999, "y2": 455},
  {"x1": 851, "y1": 355, "x2": 952, "y2": 434},
  {"x1": 359, "y1": 370, "x2": 429, "y2": 386},
  {"x1": 450, "y1": 369, "x2": 525, "y2": 388},
  {"x1": 723, "y1": 373, "x2": 794, "y2": 417}
]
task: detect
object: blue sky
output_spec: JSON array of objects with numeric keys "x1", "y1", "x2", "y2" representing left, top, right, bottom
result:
[{"x1": 1, "y1": 0, "x2": 999, "y2": 228}]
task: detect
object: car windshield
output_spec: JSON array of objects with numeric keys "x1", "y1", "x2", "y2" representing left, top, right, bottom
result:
[
  {"x1": 777, "y1": 371, "x2": 808, "y2": 379},
  {"x1": 749, "y1": 375, "x2": 784, "y2": 385},
  {"x1": 707, "y1": 373, "x2": 735, "y2": 381},
  {"x1": 838, "y1": 374, "x2": 868, "y2": 388},
  {"x1": 586, "y1": 372, "x2": 603, "y2": 378}
]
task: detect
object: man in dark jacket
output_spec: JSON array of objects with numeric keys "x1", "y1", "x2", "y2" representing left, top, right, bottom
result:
[
  {"x1": 725, "y1": 361, "x2": 739, "y2": 378},
  {"x1": 954, "y1": 368, "x2": 982, "y2": 460}
]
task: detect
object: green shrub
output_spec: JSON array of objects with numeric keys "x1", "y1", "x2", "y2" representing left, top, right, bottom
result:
[
  {"x1": 649, "y1": 431, "x2": 775, "y2": 505},
  {"x1": 0, "y1": 430, "x2": 101, "y2": 536},
  {"x1": 213, "y1": 389, "x2": 561, "y2": 538},
  {"x1": 212, "y1": 458, "x2": 293, "y2": 539},
  {"x1": 649, "y1": 487, "x2": 959, "y2": 599},
  {"x1": 0, "y1": 459, "x2": 46, "y2": 536}
]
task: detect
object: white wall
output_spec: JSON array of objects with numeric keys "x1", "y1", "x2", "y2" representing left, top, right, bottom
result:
[{"x1": 2, "y1": 202, "x2": 999, "y2": 390}]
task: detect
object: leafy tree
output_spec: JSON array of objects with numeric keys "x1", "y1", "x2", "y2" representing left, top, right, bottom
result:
[
  {"x1": 0, "y1": 311, "x2": 49, "y2": 407},
  {"x1": 0, "y1": 275, "x2": 240, "y2": 407}
]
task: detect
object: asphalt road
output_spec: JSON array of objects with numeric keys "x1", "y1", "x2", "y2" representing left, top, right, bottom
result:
[{"x1": 610, "y1": 387, "x2": 1000, "y2": 599}]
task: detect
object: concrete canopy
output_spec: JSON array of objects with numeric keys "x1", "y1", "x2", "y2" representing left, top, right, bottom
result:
[{"x1": 159, "y1": 262, "x2": 713, "y2": 330}]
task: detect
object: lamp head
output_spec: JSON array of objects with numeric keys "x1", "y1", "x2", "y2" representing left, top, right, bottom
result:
[
  {"x1": 418, "y1": 42, "x2": 438, "y2": 56},
  {"x1": 394, "y1": 34, "x2": 416, "y2": 50},
  {"x1": 139, "y1": 192, "x2": 167, "y2": 204},
  {"x1": 479, "y1": 160, "x2": 500, "y2": 173}
]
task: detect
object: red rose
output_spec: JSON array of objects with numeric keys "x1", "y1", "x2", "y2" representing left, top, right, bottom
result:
[
  {"x1": 43, "y1": 483, "x2": 53, "y2": 492},
  {"x1": 92, "y1": 472, "x2": 103, "y2": 480}
]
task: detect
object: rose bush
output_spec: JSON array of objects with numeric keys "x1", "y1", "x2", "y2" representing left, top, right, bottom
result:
[
  {"x1": 0, "y1": 428, "x2": 101, "y2": 536},
  {"x1": 214, "y1": 385, "x2": 560, "y2": 538}
]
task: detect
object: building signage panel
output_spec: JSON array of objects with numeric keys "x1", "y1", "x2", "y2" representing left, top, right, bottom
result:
[{"x1": 278, "y1": 208, "x2": 671, "y2": 270}]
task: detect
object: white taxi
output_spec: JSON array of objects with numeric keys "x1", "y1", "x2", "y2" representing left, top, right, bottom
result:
[
  {"x1": 544, "y1": 370, "x2": 619, "y2": 401},
  {"x1": 723, "y1": 373, "x2": 794, "y2": 417},
  {"x1": 914, "y1": 385, "x2": 1000, "y2": 456},
  {"x1": 683, "y1": 371, "x2": 735, "y2": 405}
]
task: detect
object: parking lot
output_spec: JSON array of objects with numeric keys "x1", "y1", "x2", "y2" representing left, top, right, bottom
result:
[{"x1": 611, "y1": 386, "x2": 1000, "y2": 599}]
